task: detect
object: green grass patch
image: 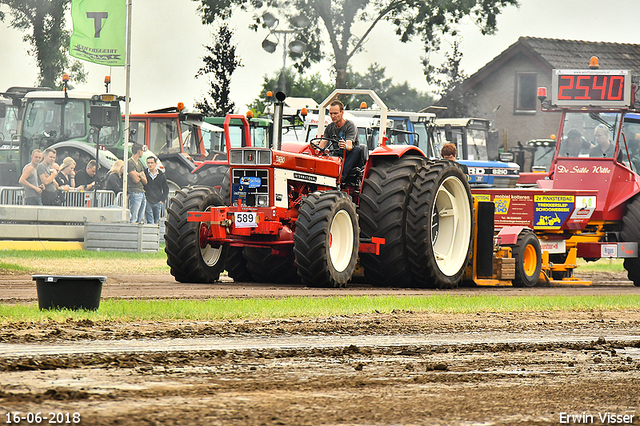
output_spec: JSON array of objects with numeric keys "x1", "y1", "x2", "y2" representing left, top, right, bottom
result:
[
  {"x1": 1, "y1": 294, "x2": 639, "y2": 323},
  {"x1": 0, "y1": 261, "x2": 31, "y2": 273},
  {"x1": 0, "y1": 249, "x2": 169, "y2": 275},
  {"x1": 577, "y1": 258, "x2": 625, "y2": 272}
]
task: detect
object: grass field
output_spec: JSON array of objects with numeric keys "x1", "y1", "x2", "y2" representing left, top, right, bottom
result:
[
  {"x1": 0, "y1": 249, "x2": 627, "y2": 276},
  {"x1": 1, "y1": 294, "x2": 639, "y2": 322}
]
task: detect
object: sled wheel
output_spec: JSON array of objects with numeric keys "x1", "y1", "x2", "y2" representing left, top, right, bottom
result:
[
  {"x1": 509, "y1": 229, "x2": 542, "y2": 288},
  {"x1": 294, "y1": 191, "x2": 359, "y2": 287},
  {"x1": 165, "y1": 186, "x2": 226, "y2": 283}
]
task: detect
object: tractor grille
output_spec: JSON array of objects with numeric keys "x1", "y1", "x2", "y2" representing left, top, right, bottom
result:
[{"x1": 232, "y1": 168, "x2": 270, "y2": 207}]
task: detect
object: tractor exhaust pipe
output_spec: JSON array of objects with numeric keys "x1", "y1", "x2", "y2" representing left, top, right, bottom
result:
[{"x1": 272, "y1": 91, "x2": 286, "y2": 151}]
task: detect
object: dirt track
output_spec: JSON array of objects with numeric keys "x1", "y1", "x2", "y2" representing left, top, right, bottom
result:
[{"x1": 1, "y1": 270, "x2": 640, "y2": 425}]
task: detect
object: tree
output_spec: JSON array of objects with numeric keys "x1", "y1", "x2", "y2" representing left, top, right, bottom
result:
[
  {"x1": 347, "y1": 63, "x2": 434, "y2": 111},
  {"x1": 195, "y1": 24, "x2": 242, "y2": 116},
  {"x1": 195, "y1": 0, "x2": 518, "y2": 89},
  {"x1": 431, "y1": 41, "x2": 477, "y2": 117},
  {"x1": 250, "y1": 63, "x2": 434, "y2": 114},
  {"x1": 248, "y1": 69, "x2": 333, "y2": 115},
  {"x1": 0, "y1": 0, "x2": 86, "y2": 88}
]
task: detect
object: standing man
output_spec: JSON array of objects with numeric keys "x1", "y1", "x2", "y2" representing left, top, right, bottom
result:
[
  {"x1": 312, "y1": 100, "x2": 364, "y2": 183},
  {"x1": 75, "y1": 160, "x2": 97, "y2": 191},
  {"x1": 143, "y1": 156, "x2": 169, "y2": 224},
  {"x1": 37, "y1": 147, "x2": 60, "y2": 206},
  {"x1": 19, "y1": 149, "x2": 44, "y2": 205},
  {"x1": 128, "y1": 143, "x2": 148, "y2": 223}
]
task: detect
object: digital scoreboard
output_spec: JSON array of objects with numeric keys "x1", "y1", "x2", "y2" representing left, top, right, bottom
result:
[{"x1": 551, "y1": 69, "x2": 632, "y2": 107}]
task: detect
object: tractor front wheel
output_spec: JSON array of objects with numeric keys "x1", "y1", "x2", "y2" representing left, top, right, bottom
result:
[
  {"x1": 164, "y1": 186, "x2": 226, "y2": 283},
  {"x1": 509, "y1": 229, "x2": 542, "y2": 288},
  {"x1": 294, "y1": 191, "x2": 359, "y2": 288}
]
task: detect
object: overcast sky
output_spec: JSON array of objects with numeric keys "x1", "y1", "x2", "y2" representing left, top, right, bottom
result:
[{"x1": 1, "y1": 0, "x2": 639, "y2": 114}]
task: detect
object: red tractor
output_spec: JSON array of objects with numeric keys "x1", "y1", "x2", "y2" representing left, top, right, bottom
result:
[
  {"x1": 473, "y1": 59, "x2": 640, "y2": 285},
  {"x1": 164, "y1": 90, "x2": 477, "y2": 287}
]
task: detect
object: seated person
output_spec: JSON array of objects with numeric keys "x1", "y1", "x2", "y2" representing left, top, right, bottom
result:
[
  {"x1": 590, "y1": 125, "x2": 615, "y2": 158},
  {"x1": 559, "y1": 128, "x2": 592, "y2": 157},
  {"x1": 441, "y1": 143, "x2": 457, "y2": 160},
  {"x1": 311, "y1": 100, "x2": 364, "y2": 183}
]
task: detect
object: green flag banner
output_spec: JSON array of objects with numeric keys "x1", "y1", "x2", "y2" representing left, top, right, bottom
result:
[{"x1": 70, "y1": 0, "x2": 126, "y2": 66}]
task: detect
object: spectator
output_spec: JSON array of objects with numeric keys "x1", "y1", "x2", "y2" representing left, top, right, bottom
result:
[
  {"x1": 104, "y1": 160, "x2": 124, "y2": 194},
  {"x1": 127, "y1": 143, "x2": 148, "y2": 223},
  {"x1": 143, "y1": 156, "x2": 169, "y2": 224},
  {"x1": 37, "y1": 147, "x2": 60, "y2": 206},
  {"x1": 75, "y1": 160, "x2": 97, "y2": 191},
  {"x1": 56, "y1": 157, "x2": 76, "y2": 190},
  {"x1": 590, "y1": 125, "x2": 615, "y2": 158},
  {"x1": 19, "y1": 149, "x2": 44, "y2": 205},
  {"x1": 441, "y1": 143, "x2": 457, "y2": 160}
]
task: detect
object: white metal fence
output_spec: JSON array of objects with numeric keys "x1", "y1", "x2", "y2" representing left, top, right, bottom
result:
[
  {"x1": 0, "y1": 186, "x2": 119, "y2": 208},
  {"x1": 0, "y1": 186, "x2": 171, "y2": 218}
]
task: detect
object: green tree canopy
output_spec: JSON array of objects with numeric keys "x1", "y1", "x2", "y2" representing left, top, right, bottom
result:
[
  {"x1": 0, "y1": 0, "x2": 86, "y2": 88},
  {"x1": 195, "y1": 0, "x2": 518, "y2": 88}
]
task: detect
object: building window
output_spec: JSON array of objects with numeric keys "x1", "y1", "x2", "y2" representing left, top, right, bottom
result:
[{"x1": 515, "y1": 72, "x2": 537, "y2": 114}]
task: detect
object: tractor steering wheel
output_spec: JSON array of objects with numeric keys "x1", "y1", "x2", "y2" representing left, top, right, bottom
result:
[{"x1": 309, "y1": 137, "x2": 341, "y2": 157}]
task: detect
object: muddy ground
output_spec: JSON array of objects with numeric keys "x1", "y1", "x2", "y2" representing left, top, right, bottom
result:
[{"x1": 1, "y1": 270, "x2": 640, "y2": 425}]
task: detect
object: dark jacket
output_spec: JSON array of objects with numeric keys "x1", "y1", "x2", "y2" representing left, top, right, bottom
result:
[
  {"x1": 143, "y1": 169, "x2": 169, "y2": 204},
  {"x1": 105, "y1": 172, "x2": 123, "y2": 194}
]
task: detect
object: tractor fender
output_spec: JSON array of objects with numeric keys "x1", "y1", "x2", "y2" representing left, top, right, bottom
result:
[
  {"x1": 49, "y1": 140, "x2": 116, "y2": 169},
  {"x1": 192, "y1": 159, "x2": 228, "y2": 174},
  {"x1": 496, "y1": 226, "x2": 527, "y2": 246},
  {"x1": 364, "y1": 144, "x2": 426, "y2": 178},
  {"x1": 157, "y1": 152, "x2": 196, "y2": 172}
]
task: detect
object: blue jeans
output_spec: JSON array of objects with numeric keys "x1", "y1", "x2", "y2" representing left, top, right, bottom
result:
[
  {"x1": 129, "y1": 192, "x2": 146, "y2": 223},
  {"x1": 145, "y1": 201, "x2": 162, "y2": 224}
]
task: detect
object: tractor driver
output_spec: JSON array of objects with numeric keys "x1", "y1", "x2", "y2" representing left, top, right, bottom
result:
[{"x1": 313, "y1": 100, "x2": 364, "y2": 183}]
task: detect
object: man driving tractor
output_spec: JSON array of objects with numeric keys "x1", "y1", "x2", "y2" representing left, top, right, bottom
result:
[{"x1": 312, "y1": 100, "x2": 365, "y2": 183}]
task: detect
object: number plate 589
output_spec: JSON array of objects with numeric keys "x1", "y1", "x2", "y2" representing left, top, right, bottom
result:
[{"x1": 234, "y1": 212, "x2": 258, "y2": 228}]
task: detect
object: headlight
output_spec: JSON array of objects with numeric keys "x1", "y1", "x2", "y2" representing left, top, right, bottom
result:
[
  {"x1": 230, "y1": 150, "x2": 243, "y2": 165},
  {"x1": 257, "y1": 195, "x2": 269, "y2": 207}
]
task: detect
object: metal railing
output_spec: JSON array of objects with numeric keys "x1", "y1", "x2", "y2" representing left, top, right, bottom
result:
[{"x1": 0, "y1": 186, "x2": 119, "y2": 208}]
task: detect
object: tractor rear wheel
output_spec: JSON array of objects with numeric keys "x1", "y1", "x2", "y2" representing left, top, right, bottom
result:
[
  {"x1": 294, "y1": 191, "x2": 359, "y2": 288},
  {"x1": 243, "y1": 247, "x2": 299, "y2": 284},
  {"x1": 225, "y1": 246, "x2": 253, "y2": 282},
  {"x1": 509, "y1": 229, "x2": 542, "y2": 287},
  {"x1": 359, "y1": 156, "x2": 426, "y2": 286},
  {"x1": 621, "y1": 195, "x2": 640, "y2": 286},
  {"x1": 162, "y1": 159, "x2": 194, "y2": 191},
  {"x1": 164, "y1": 186, "x2": 226, "y2": 283},
  {"x1": 406, "y1": 161, "x2": 474, "y2": 288},
  {"x1": 194, "y1": 164, "x2": 231, "y2": 205}
]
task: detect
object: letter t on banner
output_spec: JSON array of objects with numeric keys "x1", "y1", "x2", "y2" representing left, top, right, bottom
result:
[{"x1": 70, "y1": 0, "x2": 126, "y2": 66}]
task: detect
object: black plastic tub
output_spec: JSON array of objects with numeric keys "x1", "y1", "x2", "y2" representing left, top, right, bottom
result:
[{"x1": 33, "y1": 275, "x2": 107, "y2": 311}]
